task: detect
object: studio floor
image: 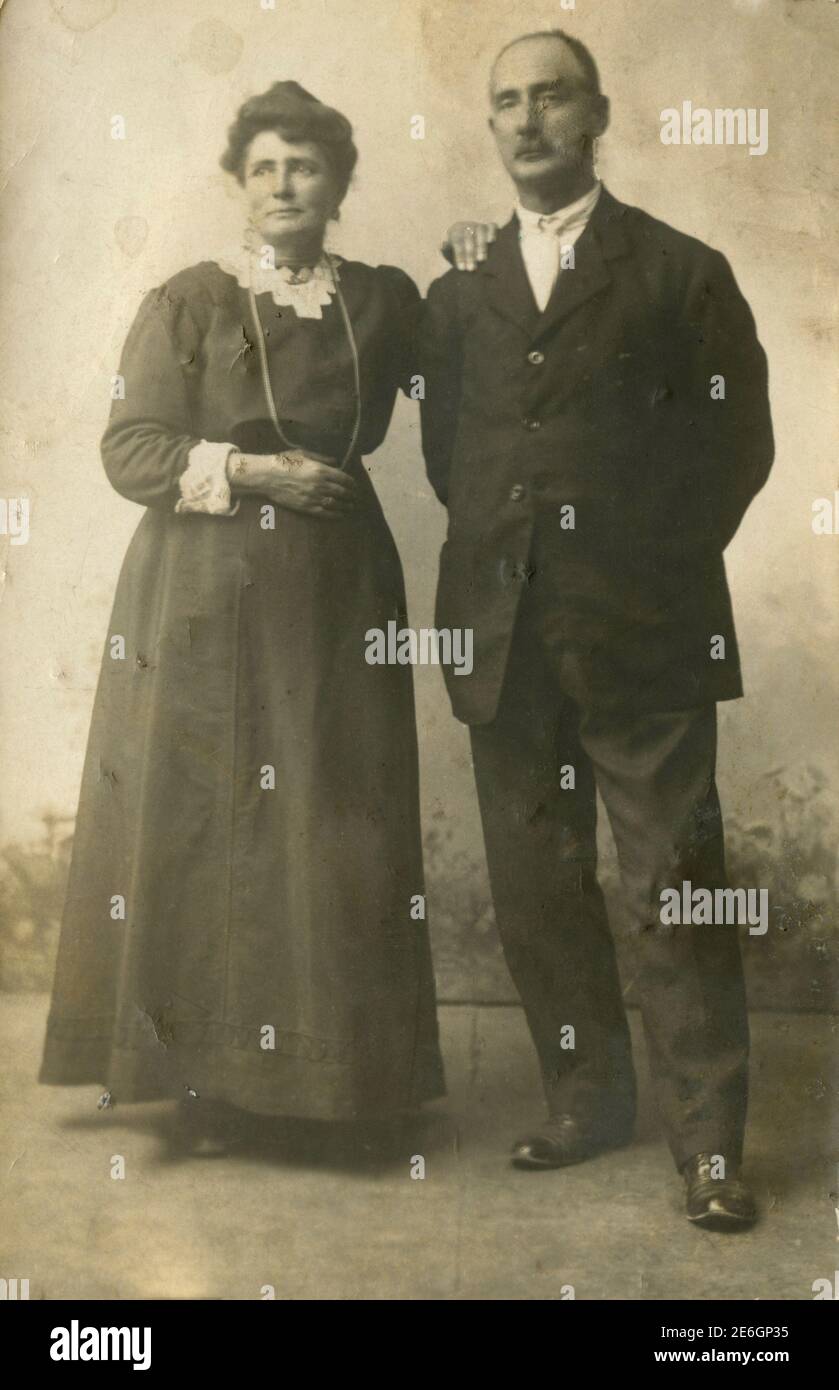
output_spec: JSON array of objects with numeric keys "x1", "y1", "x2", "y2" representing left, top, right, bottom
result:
[{"x1": 1, "y1": 996, "x2": 836, "y2": 1301}]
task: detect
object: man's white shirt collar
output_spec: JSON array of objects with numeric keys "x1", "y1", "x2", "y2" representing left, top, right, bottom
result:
[{"x1": 516, "y1": 180, "x2": 602, "y2": 238}]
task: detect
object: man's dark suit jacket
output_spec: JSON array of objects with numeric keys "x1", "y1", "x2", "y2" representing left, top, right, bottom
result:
[{"x1": 418, "y1": 186, "x2": 774, "y2": 726}]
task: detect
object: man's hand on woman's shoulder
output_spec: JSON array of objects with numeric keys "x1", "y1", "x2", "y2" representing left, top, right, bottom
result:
[{"x1": 443, "y1": 222, "x2": 498, "y2": 271}]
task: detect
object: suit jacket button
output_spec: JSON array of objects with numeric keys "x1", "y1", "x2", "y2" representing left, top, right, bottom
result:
[
  {"x1": 522, "y1": 416, "x2": 541, "y2": 431},
  {"x1": 527, "y1": 350, "x2": 545, "y2": 365},
  {"x1": 509, "y1": 484, "x2": 525, "y2": 502}
]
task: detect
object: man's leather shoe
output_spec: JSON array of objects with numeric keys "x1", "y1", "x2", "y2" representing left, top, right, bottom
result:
[
  {"x1": 682, "y1": 1153, "x2": 757, "y2": 1230},
  {"x1": 511, "y1": 1112, "x2": 633, "y2": 1170}
]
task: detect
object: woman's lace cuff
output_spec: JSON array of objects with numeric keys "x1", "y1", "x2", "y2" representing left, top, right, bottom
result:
[{"x1": 175, "y1": 441, "x2": 240, "y2": 516}]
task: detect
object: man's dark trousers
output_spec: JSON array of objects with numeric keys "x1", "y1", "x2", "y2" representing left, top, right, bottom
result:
[{"x1": 469, "y1": 558, "x2": 750, "y2": 1169}]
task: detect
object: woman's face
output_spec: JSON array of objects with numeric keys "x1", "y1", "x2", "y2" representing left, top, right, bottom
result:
[{"x1": 242, "y1": 129, "x2": 341, "y2": 249}]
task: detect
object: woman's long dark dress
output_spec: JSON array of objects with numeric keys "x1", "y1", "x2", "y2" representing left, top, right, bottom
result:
[{"x1": 39, "y1": 257, "x2": 446, "y2": 1120}]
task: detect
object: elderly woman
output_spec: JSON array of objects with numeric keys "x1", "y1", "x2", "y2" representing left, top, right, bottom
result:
[{"x1": 39, "y1": 82, "x2": 447, "y2": 1151}]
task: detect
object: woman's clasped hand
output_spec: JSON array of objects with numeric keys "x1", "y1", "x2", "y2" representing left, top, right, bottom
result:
[{"x1": 231, "y1": 448, "x2": 358, "y2": 518}]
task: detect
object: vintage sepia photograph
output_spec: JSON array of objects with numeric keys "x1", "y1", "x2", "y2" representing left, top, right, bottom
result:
[{"x1": 1, "y1": 0, "x2": 837, "y2": 1322}]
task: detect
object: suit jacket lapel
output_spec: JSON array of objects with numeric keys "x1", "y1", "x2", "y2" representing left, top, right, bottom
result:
[
  {"x1": 479, "y1": 187, "x2": 632, "y2": 344},
  {"x1": 532, "y1": 187, "x2": 629, "y2": 344},
  {"x1": 480, "y1": 219, "x2": 540, "y2": 337}
]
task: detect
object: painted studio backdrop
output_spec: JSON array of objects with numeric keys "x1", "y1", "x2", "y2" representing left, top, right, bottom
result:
[{"x1": 0, "y1": 0, "x2": 836, "y2": 1008}]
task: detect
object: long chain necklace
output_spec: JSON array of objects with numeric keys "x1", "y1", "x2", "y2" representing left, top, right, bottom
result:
[{"x1": 246, "y1": 250, "x2": 362, "y2": 474}]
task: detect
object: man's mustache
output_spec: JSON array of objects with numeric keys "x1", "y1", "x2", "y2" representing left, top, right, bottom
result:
[{"x1": 515, "y1": 135, "x2": 588, "y2": 161}]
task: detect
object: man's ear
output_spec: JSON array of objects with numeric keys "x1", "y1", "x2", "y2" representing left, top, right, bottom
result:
[{"x1": 593, "y1": 94, "x2": 610, "y2": 138}]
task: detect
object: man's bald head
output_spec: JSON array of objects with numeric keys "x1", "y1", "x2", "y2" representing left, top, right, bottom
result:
[{"x1": 490, "y1": 30, "x2": 602, "y2": 99}]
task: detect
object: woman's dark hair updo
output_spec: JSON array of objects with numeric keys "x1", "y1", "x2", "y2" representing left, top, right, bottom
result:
[{"x1": 220, "y1": 81, "x2": 358, "y2": 202}]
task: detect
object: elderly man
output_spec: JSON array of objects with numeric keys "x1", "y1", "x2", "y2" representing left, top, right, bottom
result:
[{"x1": 421, "y1": 30, "x2": 773, "y2": 1227}]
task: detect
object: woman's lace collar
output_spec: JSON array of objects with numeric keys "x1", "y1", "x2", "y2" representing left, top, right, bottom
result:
[{"x1": 214, "y1": 227, "x2": 341, "y2": 320}]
